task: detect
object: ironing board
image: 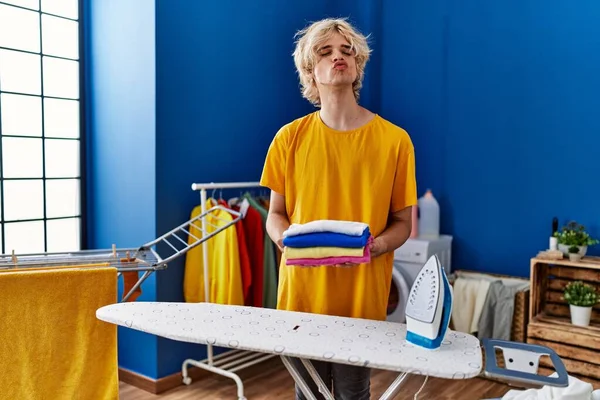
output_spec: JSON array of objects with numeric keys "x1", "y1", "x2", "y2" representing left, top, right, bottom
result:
[{"x1": 96, "y1": 302, "x2": 568, "y2": 400}]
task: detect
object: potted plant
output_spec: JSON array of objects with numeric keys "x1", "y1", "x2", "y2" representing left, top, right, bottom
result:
[
  {"x1": 568, "y1": 245, "x2": 582, "y2": 262},
  {"x1": 553, "y1": 221, "x2": 599, "y2": 257},
  {"x1": 563, "y1": 281, "x2": 598, "y2": 327}
]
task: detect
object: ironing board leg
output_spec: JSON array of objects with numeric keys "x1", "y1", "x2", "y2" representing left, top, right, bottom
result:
[
  {"x1": 377, "y1": 372, "x2": 409, "y2": 400},
  {"x1": 280, "y1": 356, "x2": 319, "y2": 400},
  {"x1": 300, "y1": 359, "x2": 335, "y2": 400},
  {"x1": 281, "y1": 356, "x2": 411, "y2": 400}
]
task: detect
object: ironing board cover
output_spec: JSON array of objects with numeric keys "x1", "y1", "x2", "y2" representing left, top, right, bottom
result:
[{"x1": 97, "y1": 302, "x2": 482, "y2": 379}]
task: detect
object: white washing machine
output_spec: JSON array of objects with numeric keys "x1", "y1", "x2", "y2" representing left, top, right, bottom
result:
[{"x1": 386, "y1": 235, "x2": 453, "y2": 323}]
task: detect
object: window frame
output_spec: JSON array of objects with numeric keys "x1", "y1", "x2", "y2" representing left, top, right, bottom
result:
[{"x1": 0, "y1": 0, "x2": 87, "y2": 254}]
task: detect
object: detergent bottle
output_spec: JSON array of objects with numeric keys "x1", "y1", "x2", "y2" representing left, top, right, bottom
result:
[{"x1": 417, "y1": 189, "x2": 440, "y2": 239}]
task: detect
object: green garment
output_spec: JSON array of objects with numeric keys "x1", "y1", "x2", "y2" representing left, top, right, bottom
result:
[{"x1": 244, "y1": 193, "x2": 278, "y2": 309}]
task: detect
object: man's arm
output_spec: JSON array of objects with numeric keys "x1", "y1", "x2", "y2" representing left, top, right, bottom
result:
[
  {"x1": 265, "y1": 190, "x2": 290, "y2": 251},
  {"x1": 370, "y1": 206, "x2": 413, "y2": 258}
]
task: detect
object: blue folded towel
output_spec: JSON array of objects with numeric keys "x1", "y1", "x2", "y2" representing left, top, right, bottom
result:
[{"x1": 282, "y1": 228, "x2": 371, "y2": 248}]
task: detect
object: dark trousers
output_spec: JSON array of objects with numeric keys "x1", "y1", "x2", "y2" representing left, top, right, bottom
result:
[{"x1": 289, "y1": 357, "x2": 371, "y2": 400}]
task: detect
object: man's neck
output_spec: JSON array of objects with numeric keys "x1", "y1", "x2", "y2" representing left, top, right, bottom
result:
[{"x1": 318, "y1": 87, "x2": 372, "y2": 131}]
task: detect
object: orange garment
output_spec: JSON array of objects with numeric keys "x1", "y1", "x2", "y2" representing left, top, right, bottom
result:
[
  {"x1": 120, "y1": 255, "x2": 141, "y2": 302},
  {"x1": 219, "y1": 199, "x2": 252, "y2": 301},
  {"x1": 233, "y1": 203, "x2": 265, "y2": 307},
  {"x1": 122, "y1": 271, "x2": 141, "y2": 302},
  {"x1": 260, "y1": 111, "x2": 417, "y2": 321}
]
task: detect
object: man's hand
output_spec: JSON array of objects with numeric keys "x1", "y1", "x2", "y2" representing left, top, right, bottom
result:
[
  {"x1": 275, "y1": 237, "x2": 284, "y2": 252},
  {"x1": 334, "y1": 237, "x2": 386, "y2": 268},
  {"x1": 369, "y1": 236, "x2": 387, "y2": 258},
  {"x1": 333, "y1": 206, "x2": 413, "y2": 267}
]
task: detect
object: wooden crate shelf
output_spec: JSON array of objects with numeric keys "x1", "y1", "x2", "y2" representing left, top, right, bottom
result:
[{"x1": 527, "y1": 256, "x2": 600, "y2": 388}]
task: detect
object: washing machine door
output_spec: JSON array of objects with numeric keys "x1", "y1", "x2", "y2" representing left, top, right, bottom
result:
[{"x1": 386, "y1": 267, "x2": 409, "y2": 323}]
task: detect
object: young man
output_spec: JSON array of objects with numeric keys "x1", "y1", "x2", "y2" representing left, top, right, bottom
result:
[{"x1": 260, "y1": 18, "x2": 417, "y2": 400}]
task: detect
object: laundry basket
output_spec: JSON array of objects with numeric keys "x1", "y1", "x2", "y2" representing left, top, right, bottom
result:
[{"x1": 448, "y1": 270, "x2": 530, "y2": 343}]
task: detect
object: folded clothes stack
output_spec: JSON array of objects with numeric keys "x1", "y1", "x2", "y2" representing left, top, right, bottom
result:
[{"x1": 282, "y1": 220, "x2": 373, "y2": 266}]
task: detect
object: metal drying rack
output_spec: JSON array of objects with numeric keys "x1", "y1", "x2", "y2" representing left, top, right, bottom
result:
[
  {"x1": 0, "y1": 189, "x2": 245, "y2": 303},
  {"x1": 180, "y1": 181, "x2": 277, "y2": 393},
  {"x1": 0, "y1": 180, "x2": 274, "y2": 395}
]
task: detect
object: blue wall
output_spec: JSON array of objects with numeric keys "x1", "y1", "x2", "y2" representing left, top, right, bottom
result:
[
  {"x1": 86, "y1": 0, "x2": 600, "y2": 382},
  {"x1": 85, "y1": 0, "x2": 158, "y2": 379},
  {"x1": 153, "y1": 0, "x2": 384, "y2": 379},
  {"x1": 381, "y1": 0, "x2": 600, "y2": 277}
]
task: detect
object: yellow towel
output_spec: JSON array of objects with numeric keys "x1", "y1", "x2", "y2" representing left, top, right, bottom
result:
[
  {"x1": 0, "y1": 262, "x2": 112, "y2": 273},
  {"x1": 0, "y1": 266, "x2": 119, "y2": 400},
  {"x1": 284, "y1": 245, "x2": 365, "y2": 259}
]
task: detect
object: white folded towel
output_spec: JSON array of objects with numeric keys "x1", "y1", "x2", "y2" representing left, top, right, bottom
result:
[
  {"x1": 501, "y1": 373, "x2": 599, "y2": 399},
  {"x1": 283, "y1": 220, "x2": 369, "y2": 237}
]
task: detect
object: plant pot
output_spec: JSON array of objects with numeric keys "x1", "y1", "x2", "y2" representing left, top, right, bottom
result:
[
  {"x1": 558, "y1": 244, "x2": 587, "y2": 257},
  {"x1": 569, "y1": 253, "x2": 583, "y2": 262},
  {"x1": 570, "y1": 304, "x2": 592, "y2": 327}
]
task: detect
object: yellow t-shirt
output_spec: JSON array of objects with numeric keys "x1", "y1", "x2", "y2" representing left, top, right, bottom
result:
[{"x1": 260, "y1": 111, "x2": 417, "y2": 321}]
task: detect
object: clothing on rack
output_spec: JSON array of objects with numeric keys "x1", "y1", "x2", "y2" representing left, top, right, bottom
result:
[
  {"x1": 184, "y1": 198, "x2": 244, "y2": 305},
  {"x1": 218, "y1": 199, "x2": 252, "y2": 301},
  {"x1": 231, "y1": 201, "x2": 265, "y2": 307},
  {"x1": 244, "y1": 193, "x2": 278, "y2": 309},
  {"x1": 183, "y1": 193, "x2": 278, "y2": 309}
]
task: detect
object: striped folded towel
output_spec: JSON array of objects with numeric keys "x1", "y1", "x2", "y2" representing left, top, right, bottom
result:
[
  {"x1": 283, "y1": 220, "x2": 369, "y2": 238},
  {"x1": 283, "y1": 220, "x2": 373, "y2": 267}
]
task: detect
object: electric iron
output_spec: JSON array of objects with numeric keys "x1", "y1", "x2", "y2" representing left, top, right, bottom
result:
[{"x1": 405, "y1": 254, "x2": 453, "y2": 350}]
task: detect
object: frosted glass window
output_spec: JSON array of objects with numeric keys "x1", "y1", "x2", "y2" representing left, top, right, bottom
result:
[
  {"x1": 45, "y1": 139, "x2": 79, "y2": 178},
  {"x1": 46, "y1": 179, "x2": 80, "y2": 218},
  {"x1": 42, "y1": 14, "x2": 79, "y2": 59},
  {"x1": 41, "y1": 0, "x2": 78, "y2": 20},
  {"x1": 43, "y1": 98, "x2": 79, "y2": 138},
  {"x1": 47, "y1": 218, "x2": 80, "y2": 252},
  {"x1": 2, "y1": 137, "x2": 43, "y2": 178},
  {"x1": 1, "y1": 0, "x2": 39, "y2": 10},
  {"x1": 0, "y1": 49, "x2": 41, "y2": 95},
  {"x1": 0, "y1": 0, "x2": 82, "y2": 255},
  {"x1": 0, "y1": 4, "x2": 40, "y2": 53},
  {"x1": 0, "y1": 93, "x2": 42, "y2": 136},
  {"x1": 4, "y1": 220, "x2": 45, "y2": 254},
  {"x1": 3, "y1": 180, "x2": 44, "y2": 221},
  {"x1": 42, "y1": 56, "x2": 79, "y2": 99}
]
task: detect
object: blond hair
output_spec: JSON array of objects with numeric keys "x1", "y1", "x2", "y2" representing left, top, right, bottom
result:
[{"x1": 292, "y1": 18, "x2": 371, "y2": 107}]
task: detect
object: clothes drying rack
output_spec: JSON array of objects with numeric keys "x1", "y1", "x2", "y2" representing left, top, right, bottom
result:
[
  {"x1": 0, "y1": 180, "x2": 273, "y2": 393},
  {"x1": 0, "y1": 186, "x2": 247, "y2": 303},
  {"x1": 180, "y1": 181, "x2": 277, "y2": 390}
]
